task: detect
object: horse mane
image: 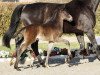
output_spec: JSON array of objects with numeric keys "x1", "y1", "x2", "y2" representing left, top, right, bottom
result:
[
  {"x1": 74, "y1": 0, "x2": 90, "y2": 7},
  {"x1": 43, "y1": 10, "x2": 59, "y2": 24}
]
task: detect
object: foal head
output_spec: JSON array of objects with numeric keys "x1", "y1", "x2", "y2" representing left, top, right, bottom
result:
[{"x1": 60, "y1": 10, "x2": 73, "y2": 22}]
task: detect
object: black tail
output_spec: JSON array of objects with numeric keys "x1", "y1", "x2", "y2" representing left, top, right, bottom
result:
[{"x1": 2, "y1": 4, "x2": 25, "y2": 48}]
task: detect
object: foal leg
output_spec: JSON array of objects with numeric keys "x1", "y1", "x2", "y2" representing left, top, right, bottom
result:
[
  {"x1": 31, "y1": 40, "x2": 44, "y2": 65},
  {"x1": 10, "y1": 35, "x2": 23, "y2": 66},
  {"x1": 14, "y1": 37, "x2": 36, "y2": 70},
  {"x1": 86, "y1": 29, "x2": 100, "y2": 60},
  {"x1": 10, "y1": 51, "x2": 16, "y2": 66},
  {"x1": 45, "y1": 42, "x2": 54, "y2": 68},
  {"x1": 56, "y1": 38, "x2": 72, "y2": 63},
  {"x1": 14, "y1": 41, "x2": 29, "y2": 71}
]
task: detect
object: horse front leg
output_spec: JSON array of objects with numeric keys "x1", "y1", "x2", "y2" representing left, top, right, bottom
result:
[
  {"x1": 45, "y1": 41, "x2": 54, "y2": 68},
  {"x1": 86, "y1": 29, "x2": 100, "y2": 60}
]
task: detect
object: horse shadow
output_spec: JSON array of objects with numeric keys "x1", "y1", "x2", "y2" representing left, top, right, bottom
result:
[
  {"x1": 47, "y1": 55, "x2": 97, "y2": 67},
  {"x1": 18, "y1": 54, "x2": 97, "y2": 70},
  {"x1": 68, "y1": 56, "x2": 97, "y2": 66}
]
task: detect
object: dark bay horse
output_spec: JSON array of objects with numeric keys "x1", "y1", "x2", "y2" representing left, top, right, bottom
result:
[
  {"x1": 63, "y1": 0, "x2": 100, "y2": 57},
  {"x1": 13, "y1": 9, "x2": 72, "y2": 69},
  {"x1": 2, "y1": 0, "x2": 100, "y2": 69},
  {"x1": 3, "y1": 4, "x2": 73, "y2": 70},
  {"x1": 14, "y1": 0, "x2": 100, "y2": 61}
]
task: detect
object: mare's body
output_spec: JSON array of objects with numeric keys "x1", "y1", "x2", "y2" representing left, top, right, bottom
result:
[
  {"x1": 3, "y1": 5, "x2": 73, "y2": 70},
  {"x1": 2, "y1": 0, "x2": 100, "y2": 70},
  {"x1": 14, "y1": 0, "x2": 100, "y2": 59}
]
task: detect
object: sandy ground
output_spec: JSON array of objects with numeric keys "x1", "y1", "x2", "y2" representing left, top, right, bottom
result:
[
  {"x1": 0, "y1": 36, "x2": 100, "y2": 75},
  {"x1": 0, "y1": 56, "x2": 100, "y2": 75}
]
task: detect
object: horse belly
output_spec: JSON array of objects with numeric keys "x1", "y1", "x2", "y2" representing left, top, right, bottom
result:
[
  {"x1": 36, "y1": 33, "x2": 55, "y2": 42},
  {"x1": 36, "y1": 34, "x2": 46, "y2": 41}
]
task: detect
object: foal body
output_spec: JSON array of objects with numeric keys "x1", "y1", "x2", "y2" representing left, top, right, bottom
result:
[{"x1": 14, "y1": 10, "x2": 72, "y2": 70}]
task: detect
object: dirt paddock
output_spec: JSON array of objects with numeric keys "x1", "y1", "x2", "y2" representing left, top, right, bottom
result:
[{"x1": 0, "y1": 56, "x2": 100, "y2": 75}]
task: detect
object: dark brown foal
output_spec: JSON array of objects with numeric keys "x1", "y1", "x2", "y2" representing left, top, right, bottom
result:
[{"x1": 14, "y1": 10, "x2": 73, "y2": 70}]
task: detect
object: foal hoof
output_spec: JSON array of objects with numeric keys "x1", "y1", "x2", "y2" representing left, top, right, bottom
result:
[
  {"x1": 45, "y1": 65, "x2": 50, "y2": 68},
  {"x1": 10, "y1": 62, "x2": 14, "y2": 66},
  {"x1": 66, "y1": 58, "x2": 71, "y2": 63},
  {"x1": 16, "y1": 68, "x2": 21, "y2": 71},
  {"x1": 44, "y1": 63, "x2": 50, "y2": 68},
  {"x1": 14, "y1": 67, "x2": 21, "y2": 71},
  {"x1": 97, "y1": 55, "x2": 100, "y2": 61},
  {"x1": 65, "y1": 55, "x2": 73, "y2": 63}
]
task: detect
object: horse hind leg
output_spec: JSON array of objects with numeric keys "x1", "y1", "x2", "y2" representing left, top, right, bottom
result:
[
  {"x1": 10, "y1": 51, "x2": 16, "y2": 66},
  {"x1": 14, "y1": 36, "x2": 36, "y2": 71},
  {"x1": 56, "y1": 38, "x2": 72, "y2": 63}
]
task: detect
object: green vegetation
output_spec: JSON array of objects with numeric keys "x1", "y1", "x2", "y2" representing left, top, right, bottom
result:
[
  {"x1": 38, "y1": 42, "x2": 79, "y2": 51},
  {"x1": 0, "y1": 42, "x2": 79, "y2": 52},
  {"x1": 0, "y1": 44, "x2": 15, "y2": 52}
]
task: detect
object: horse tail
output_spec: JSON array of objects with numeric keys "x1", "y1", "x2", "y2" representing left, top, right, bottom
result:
[
  {"x1": 13, "y1": 26, "x2": 27, "y2": 38},
  {"x1": 2, "y1": 4, "x2": 25, "y2": 48}
]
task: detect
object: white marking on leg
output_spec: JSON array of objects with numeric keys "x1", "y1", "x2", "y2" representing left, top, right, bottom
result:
[
  {"x1": 48, "y1": 42, "x2": 54, "y2": 50},
  {"x1": 45, "y1": 42, "x2": 54, "y2": 67}
]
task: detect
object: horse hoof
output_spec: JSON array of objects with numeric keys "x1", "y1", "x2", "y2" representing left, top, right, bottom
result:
[
  {"x1": 16, "y1": 68, "x2": 21, "y2": 71},
  {"x1": 65, "y1": 58, "x2": 70, "y2": 63},
  {"x1": 66, "y1": 56, "x2": 72, "y2": 63},
  {"x1": 67, "y1": 58, "x2": 71, "y2": 63},
  {"x1": 17, "y1": 68, "x2": 21, "y2": 71},
  {"x1": 97, "y1": 55, "x2": 100, "y2": 61},
  {"x1": 96, "y1": 50, "x2": 100, "y2": 61},
  {"x1": 45, "y1": 65, "x2": 50, "y2": 68},
  {"x1": 44, "y1": 63, "x2": 49, "y2": 68},
  {"x1": 14, "y1": 67, "x2": 21, "y2": 71}
]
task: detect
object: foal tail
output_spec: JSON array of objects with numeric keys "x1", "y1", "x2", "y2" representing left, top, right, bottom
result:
[
  {"x1": 13, "y1": 25, "x2": 34, "y2": 38},
  {"x1": 2, "y1": 4, "x2": 25, "y2": 48}
]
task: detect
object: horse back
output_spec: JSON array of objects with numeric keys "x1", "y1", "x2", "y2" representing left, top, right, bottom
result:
[{"x1": 21, "y1": 3, "x2": 66, "y2": 26}]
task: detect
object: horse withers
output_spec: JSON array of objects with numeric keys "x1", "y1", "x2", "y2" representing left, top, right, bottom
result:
[{"x1": 13, "y1": 9, "x2": 72, "y2": 70}]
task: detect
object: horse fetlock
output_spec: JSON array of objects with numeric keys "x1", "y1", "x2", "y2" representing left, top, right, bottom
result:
[
  {"x1": 14, "y1": 66, "x2": 21, "y2": 71},
  {"x1": 96, "y1": 50, "x2": 100, "y2": 60},
  {"x1": 65, "y1": 55, "x2": 72, "y2": 63},
  {"x1": 44, "y1": 63, "x2": 50, "y2": 68}
]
